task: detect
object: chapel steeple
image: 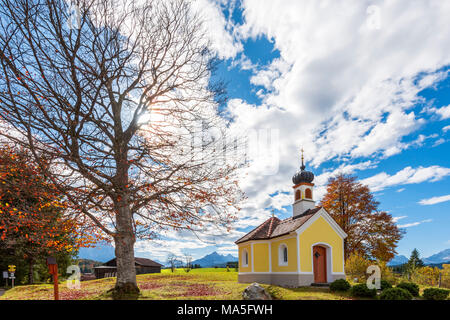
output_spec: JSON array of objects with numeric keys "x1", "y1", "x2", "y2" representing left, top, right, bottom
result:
[{"x1": 292, "y1": 148, "x2": 316, "y2": 217}]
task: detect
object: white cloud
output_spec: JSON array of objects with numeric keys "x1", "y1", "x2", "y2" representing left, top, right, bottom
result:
[
  {"x1": 132, "y1": 1, "x2": 450, "y2": 255},
  {"x1": 392, "y1": 216, "x2": 407, "y2": 223},
  {"x1": 433, "y1": 138, "x2": 446, "y2": 147},
  {"x1": 443, "y1": 125, "x2": 450, "y2": 133},
  {"x1": 133, "y1": 225, "x2": 246, "y2": 261},
  {"x1": 419, "y1": 194, "x2": 450, "y2": 206},
  {"x1": 398, "y1": 219, "x2": 432, "y2": 228},
  {"x1": 193, "y1": 0, "x2": 243, "y2": 59},
  {"x1": 429, "y1": 105, "x2": 450, "y2": 120},
  {"x1": 216, "y1": 245, "x2": 239, "y2": 256},
  {"x1": 249, "y1": 58, "x2": 290, "y2": 92},
  {"x1": 350, "y1": 110, "x2": 421, "y2": 158},
  {"x1": 361, "y1": 166, "x2": 450, "y2": 192},
  {"x1": 226, "y1": 0, "x2": 450, "y2": 172},
  {"x1": 230, "y1": 54, "x2": 257, "y2": 71}
]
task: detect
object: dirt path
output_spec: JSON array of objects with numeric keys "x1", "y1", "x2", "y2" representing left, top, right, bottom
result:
[{"x1": 0, "y1": 289, "x2": 5, "y2": 296}]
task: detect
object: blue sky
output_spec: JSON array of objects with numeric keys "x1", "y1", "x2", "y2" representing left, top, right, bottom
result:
[
  {"x1": 83, "y1": 0, "x2": 450, "y2": 262},
  {"x1": 215, "y1": 31, "x2": 450, "y2": 259}
]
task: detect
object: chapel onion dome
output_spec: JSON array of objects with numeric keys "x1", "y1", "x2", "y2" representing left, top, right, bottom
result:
[{"x1": 292, "y1": 150, "x2": 314, "y2": 185}]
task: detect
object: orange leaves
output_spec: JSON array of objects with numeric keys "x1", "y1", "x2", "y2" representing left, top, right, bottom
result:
[
  {"x1": 0, "y1": 146, "x2": 92, "y2": 254},
  {"x1": 320, "y1": 173, "x2": 403, "y2": 261}
]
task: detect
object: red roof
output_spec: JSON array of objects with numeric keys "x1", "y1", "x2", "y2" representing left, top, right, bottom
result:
[{"x1": 235, "y1": 207, "x2": 322, "y2": 244}]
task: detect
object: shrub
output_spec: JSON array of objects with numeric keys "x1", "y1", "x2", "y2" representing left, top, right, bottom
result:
[
  {"x1": 414, "y1": 266, "x2": 441, "y2": 286},
  {"x1": 380, "y1": 280, "x2": 393, "y2": 291},
  {"x1": 377, "y1": 260, "x2": 397, "y2": 285},
  {"x1": 266, "y1": 285, "x2": 283, "y2": 300},
  {"x1": 422, "y1": 288, "x2": 449, "y2": 300},
  {"x1": 350, "y1": 283, "x2": 377, "y2": 298},
  {"x1": 442, "y1": 264, "x2": 450, "y2": 289},
  {"x1": 379, "y1": 288, "x2": 412, "y2": 300},
  {"x1": 330, "y1": 279, "x2": 351, "y2": 292},
  {"x1": 345, "y1": 254, "x2": 371, "y2": 281},
  {"x1": 396, "y1": 282, "x2": 419, "y2": 297}
]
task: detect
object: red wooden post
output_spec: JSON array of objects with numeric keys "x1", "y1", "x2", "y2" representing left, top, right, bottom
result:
[
  {"x1": 52, "y1": 264, "x2": 59, "y2": 300},
  {"x1": 46, "y1": 257, "x2": 59, "y2": 300}
]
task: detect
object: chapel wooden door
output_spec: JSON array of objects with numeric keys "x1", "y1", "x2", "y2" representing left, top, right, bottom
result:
[{"x1": 313, "y1": 245, "x2": 327, "y2": 283}]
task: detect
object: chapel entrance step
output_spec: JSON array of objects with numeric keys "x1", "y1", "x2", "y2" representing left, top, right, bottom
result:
[{"x1": 311, "y1": 283, "x2": 330, "y2": 287}]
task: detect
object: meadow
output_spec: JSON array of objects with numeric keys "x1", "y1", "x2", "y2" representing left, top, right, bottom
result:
[{"x1": 0, "y1": 268, "x2": 352, "y2": 300}]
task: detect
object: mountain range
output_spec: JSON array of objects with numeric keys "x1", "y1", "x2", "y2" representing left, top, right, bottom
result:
[
  {"x1": 191, "y1": 251, "x2": 238, "y2": 267},
  {"x1": 388, "y1": 248, "x2": 450, "y2": 266},
  {"x1": 423, "y1": 249, "x2": 450, "y2": 265},
  {"x1": 387, "y1": 255, "x2": 409, "y2": 266},
  {"x1": 78, "y1": 244, "x2": 449, "y2": 268},
  {"x1": 77, "y1": 245, "x2": 236, "y2": 267}
]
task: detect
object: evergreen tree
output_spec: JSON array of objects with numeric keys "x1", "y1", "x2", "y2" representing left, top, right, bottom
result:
[{"x1": 407, "y1": 248, "x2": 424, "y2": 269}]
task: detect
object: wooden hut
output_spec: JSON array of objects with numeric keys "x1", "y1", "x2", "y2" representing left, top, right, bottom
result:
[{"x1": 94, "y1": 257, "x2": 163, "y2": 279}]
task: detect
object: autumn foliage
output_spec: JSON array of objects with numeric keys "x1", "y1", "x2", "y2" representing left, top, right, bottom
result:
[
  {"x1": 320, "y1": 174, "x2": 404, "y2": 262},
  {"x1": 0, "y1": 0, "x2": 244, "y2": 292},
  {"x1": 0, "y1": 146, "x2": 95, "y2": 279}
]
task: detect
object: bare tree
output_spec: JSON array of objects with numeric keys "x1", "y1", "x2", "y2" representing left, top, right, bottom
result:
[
  {"x1": 183, "y1": 253, "x2": 192, "y2": 273},
  {"x1": 0, "y1": 0, "x2": 244, "y2": 295},
  {"x1": 166, "y1": 253, "x2": 180, "y2": 273}
]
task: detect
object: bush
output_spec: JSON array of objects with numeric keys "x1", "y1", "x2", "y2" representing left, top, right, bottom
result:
[
  {"x1": 413, "y1": 266, "x2": 441, "y2": 286},
  {"x1": 442, "y1": 264, "x2": 450, "y2": 289},
  {"x1": 380, "y1": 279, "x2": 393, "y2": 291},
  {"x1": 422, "y1": 288, "x2": 449, "y2": 300},
  {"x1": 345, "y1": 254, "x2": 371, "y2": 281},
  {"x1": 396, "y1": 282, "x2": 419, "y2": 297},
  {"x1": 379, "y1": 288, "x2": 413, "y2": 300},
  {"x1": 377, "y1": 260, "x2": 397, "y2": 285},
  {"x1": 266, "y1": 285, "x2": 283, "y2": 300},
  {"x1": 350, "y1": 283, "x2": 377, "y2": 298},
  {"x1": 330, "y1": 279, "x2": 351, "y2": 292}
]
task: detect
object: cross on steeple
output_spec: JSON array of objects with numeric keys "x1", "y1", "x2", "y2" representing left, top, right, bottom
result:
[{"x1": 300, "y1": 147, "x2": 305, "y2": 170}]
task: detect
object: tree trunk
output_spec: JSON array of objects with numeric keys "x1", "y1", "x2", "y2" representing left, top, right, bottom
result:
[
  {"x1": 113, "y1": 204, "x2": 139, "y2": 297},
  {"x1": 28, "y1": 258, "x2": 34, "y2": 284},
  {"x1": 344, "y1": 238, "x2": 348, "y2": 261}
]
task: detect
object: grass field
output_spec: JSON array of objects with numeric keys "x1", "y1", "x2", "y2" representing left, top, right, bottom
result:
[{"x1": 0, "y1": 268, "x2": 353, "y2": 300}]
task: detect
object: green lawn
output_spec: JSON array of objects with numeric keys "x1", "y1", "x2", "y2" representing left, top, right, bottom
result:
[{"x1": 0, "y1": 269, "x2": 352, "y2": 300}]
